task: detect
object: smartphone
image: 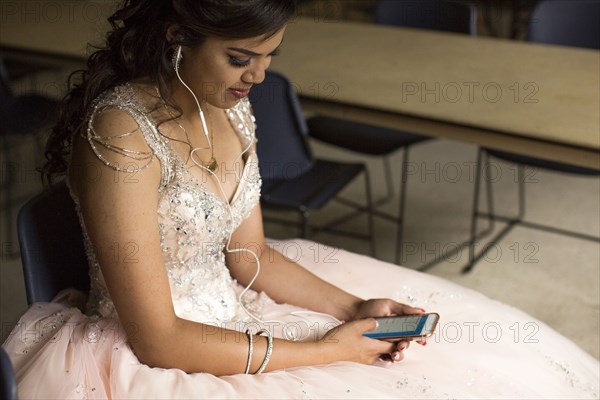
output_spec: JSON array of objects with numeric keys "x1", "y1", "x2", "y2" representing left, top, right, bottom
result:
[{"x1": 363, "y1": 313, "x2": 440, "y2": 340}]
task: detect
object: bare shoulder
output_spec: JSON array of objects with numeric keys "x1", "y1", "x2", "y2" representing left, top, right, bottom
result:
[{"x1": 70, "y1": 103, "x2": 161, "y2": 203}]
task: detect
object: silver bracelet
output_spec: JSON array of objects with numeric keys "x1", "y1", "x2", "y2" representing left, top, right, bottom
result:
[
  {"x1": 244, "y1": 329, "x2": 254, "y2": 374},
  {"x1": 254, "y1": 329, "x2": 273, "y2": 375}
]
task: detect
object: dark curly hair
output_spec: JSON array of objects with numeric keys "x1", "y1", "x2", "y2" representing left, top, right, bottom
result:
[{"x1": 43, "y1": 0, "x2": 296, "y2": 185}]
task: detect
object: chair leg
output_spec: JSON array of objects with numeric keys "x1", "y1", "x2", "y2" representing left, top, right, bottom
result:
[
  {"x1": 517, "y1": 165, "x2": 526, "y2": 221},
  {"x1": 300, "y1": 208, "x2": 310, "y2": 238},
  {"x1": 1, "y1": 135, "x2": 18, "y2": 258},
  {"x1": 464, "y1": 154, "x2": 527, "y2": 273},
  {"x1": 464, "y1": 149, "x2": 498, "y2": 272},
  {"x1": 363, "y1": 167, "x2": 376, "y2": 257},
  {"x1": 395, "y1": 147, "x2": 411, "y2": 264},
  {"x1": 464, "y1": 148, "x2": 484, "y2": 273},
  {"x1": 373, "y1": 156, "x2": 395, "y2": 208},
  {"x1": 481, "y1": 150, "x2": 498, "y2": 240}
]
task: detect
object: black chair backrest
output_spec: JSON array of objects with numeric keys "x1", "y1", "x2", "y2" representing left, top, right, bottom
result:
[
  {"x1": 527, "y1": 0, "x2": 600, "y2": 49},
  {"x1": 0, "y1": 57, "x2": 15, "y2": 112},
  {"x1": 0, "y1": 347, "x2": 17, "y2": 400},
  {"x1": 375, "y1": 0, "x2": 477, "y2": 35},
  {"x1": 249, "y1": 71, "x2": 313, "y2": 182},
  {"x1": 17, "y1": 182, "x2": 90, "y2": 305}
]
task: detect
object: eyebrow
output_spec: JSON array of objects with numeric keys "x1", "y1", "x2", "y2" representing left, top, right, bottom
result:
[
  {"x1": 228, "y1": 47, "x2": 259, "y2": 56},
  {"x1": 227, "y1": 46, "x2": 281, "y2": 56}
]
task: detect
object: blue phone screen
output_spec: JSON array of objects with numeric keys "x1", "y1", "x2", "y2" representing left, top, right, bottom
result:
[{"x1": 363, "y1": 315, "x2": 427, "y2": 338}]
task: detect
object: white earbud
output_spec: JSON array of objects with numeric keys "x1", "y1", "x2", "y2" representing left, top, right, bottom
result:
[
  {"x1": 172, "y1": 34, "x2": 184, "y2": 71},
  {"x1": 173, "y1": 45, "x2": 183, "y2": 72},
  {"x1": 172, "y1": 42, "x2": 210, "y2": 146}
]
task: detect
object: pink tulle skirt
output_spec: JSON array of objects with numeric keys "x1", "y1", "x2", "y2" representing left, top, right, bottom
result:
[{"x1": 3, "y1": 240, "x2": 599, "y2": 399}]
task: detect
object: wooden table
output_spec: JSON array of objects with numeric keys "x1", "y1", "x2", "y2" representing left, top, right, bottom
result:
[
  {"x1": 2, "y1": 5, "x2": 598, "y2": 169},
  {"x1": 270, "y1": 18, "x2": 599, "y2": 170},
  {"x1": 0, "y1": 1, "x2": 113, "y2": 62}
]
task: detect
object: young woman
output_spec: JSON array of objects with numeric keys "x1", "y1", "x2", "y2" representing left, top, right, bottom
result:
[{"x1": 3, "y1": 1, "x2": 598, "y2": 398}]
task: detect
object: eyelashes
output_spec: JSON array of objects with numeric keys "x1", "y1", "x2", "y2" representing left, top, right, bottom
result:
[
  {"x1": 228, "y1": 50, "x2": 281, "y2": 69},
  {"x1": 228, "y1": 56, "x2": 251, "y2": 68}
]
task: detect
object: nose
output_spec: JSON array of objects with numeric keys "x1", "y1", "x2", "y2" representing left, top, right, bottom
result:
[
  {"x1": 242, "y1": 68, "x2": 264, "y2": 85},
  {"x1": 242, "y1": 57, "x2": 271, "y2": 85}
]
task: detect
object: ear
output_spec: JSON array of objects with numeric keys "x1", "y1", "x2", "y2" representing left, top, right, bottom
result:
[{"x1": 166, "y1": 24, "x2": 182, "y2": 43}]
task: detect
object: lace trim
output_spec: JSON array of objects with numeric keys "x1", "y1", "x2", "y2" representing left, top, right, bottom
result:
[
  {"x1": 86, "y1": 114, "x2": 155, "y2": 172},
  {"x1": 82, "y1": 84, "x2": 175, "y2": 190}
]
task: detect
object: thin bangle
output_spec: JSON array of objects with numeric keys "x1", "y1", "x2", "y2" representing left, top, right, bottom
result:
[
  {"x1": 254, "y1": 329, "x2": 273, "y2": 375},
  {"x1": 244, "y1": 329, "x2": 254, "y2": 374}
]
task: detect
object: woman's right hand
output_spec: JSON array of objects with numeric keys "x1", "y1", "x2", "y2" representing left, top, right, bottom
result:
[{"x1": 318, "y1": 318, "x2": 397, "y2": 365}]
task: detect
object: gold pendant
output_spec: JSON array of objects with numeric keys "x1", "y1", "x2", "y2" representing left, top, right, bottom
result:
[{"x1": 206, "y1": 157, "x2": 218, "y2": 172}]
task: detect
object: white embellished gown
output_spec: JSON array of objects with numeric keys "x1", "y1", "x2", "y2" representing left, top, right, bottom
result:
[{"x1": 3, "y1": 85, "x2": 599, "y2": 399}]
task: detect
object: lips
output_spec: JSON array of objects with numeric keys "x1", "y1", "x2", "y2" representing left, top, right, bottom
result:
[{"x1": 229, "y1": 87, "x2": 251, "y2": 99}]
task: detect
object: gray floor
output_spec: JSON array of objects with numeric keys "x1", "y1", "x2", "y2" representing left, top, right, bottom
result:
[
  {"x1": 1, "y1": 71, "x2": 599, "y2": 361},
  {"x1": 266, "y1": 135, "x2": 600, "y2": 360}
]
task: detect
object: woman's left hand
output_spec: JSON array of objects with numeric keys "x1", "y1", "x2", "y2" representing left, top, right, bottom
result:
[
  {"x1": 350, "y1": 298, "x2": 427, "y2": 362},
  {"x1": 351, "y1": 298, "x2": 425, "y2": 321}
]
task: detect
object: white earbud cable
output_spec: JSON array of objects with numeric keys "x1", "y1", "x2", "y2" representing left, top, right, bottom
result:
[
  {"x1": 174, "y1": 52, "x2": 340, "y2": 339},
  {"x1": 174, "y1": 46, "x2": 211, "y2": 147}
]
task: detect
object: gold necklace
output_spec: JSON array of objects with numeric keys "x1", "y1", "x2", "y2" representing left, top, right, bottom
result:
[
  {"x1": 163, "y1": 102, "x2": 218, "y2": 172},
  {"x1": 175, "y1": 116, "x2": 217, "y2": 172}
]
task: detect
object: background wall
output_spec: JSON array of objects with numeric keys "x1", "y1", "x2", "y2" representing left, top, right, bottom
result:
[{"x1": 297, "y1": 0, "x2": 539, "y2": 38}]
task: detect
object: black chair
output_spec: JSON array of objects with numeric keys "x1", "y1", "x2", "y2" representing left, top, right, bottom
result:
[
  {"x1": 527, "y1": 0, "x2": 600, "y2": 49},
  {"x1": 250, "y1": 71, "x2": 375, "y2": 255},
  {"x1": 306, "y1": 0, "x2": 477, "y2": 263},
  {"x1": 0, "y1": 347, "x2": 17, "y2": 400},
  {"x1": 17, "y1": 182, "x2": 89, "y2": 304},
  {"x1": 465, "y1": 0, "x2": 600, "y2": 272},
  {"x1": 1, "y1": 57, "x2": 59, "y2": 258},
  {"x1": 375, "y1": 0, "x2": 478, "y2": 34}
]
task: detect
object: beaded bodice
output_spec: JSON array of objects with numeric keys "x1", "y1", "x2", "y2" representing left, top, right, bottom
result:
[{"x1": 70, "y1": 84, "x2": 262, "y2": 325}]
